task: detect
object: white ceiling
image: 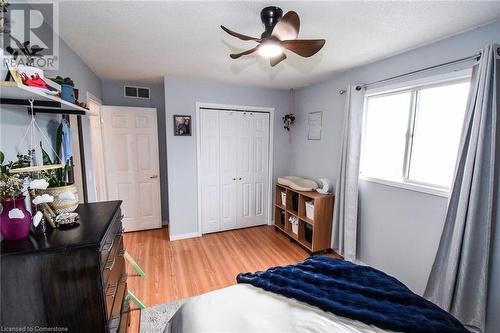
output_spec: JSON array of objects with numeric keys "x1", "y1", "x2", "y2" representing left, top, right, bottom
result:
[{"x1": 56, "y1": 1, "x2": 500, "y2": 88}]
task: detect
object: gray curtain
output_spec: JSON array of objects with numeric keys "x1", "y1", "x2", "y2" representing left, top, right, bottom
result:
[
  {"x1": 424, "y1": 44, "x2": 499, "y2": 333},
  {"x1": 332, "y1": 85, "x2": 365, "y2": 262}
]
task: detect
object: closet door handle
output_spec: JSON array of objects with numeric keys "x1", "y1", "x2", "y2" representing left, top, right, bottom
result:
[{"x1": 238, "y1": 177, "x2": 242, "y2": 180}]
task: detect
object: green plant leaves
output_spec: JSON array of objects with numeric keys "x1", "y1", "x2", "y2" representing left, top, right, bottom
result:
[
  {"x1": 56, "y1": 123, "x2": 63, "y2": 164},
  {"x1": 50, "y1": 76, "x2": 74, "y2": 87},
  {"x1": 40, "y1": 142, "x2": 53, "y2": 165}
]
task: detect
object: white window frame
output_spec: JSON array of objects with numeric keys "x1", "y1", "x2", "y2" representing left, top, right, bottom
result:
[{"x1": 360, "y1": 69, "x2": 472, "y2": 197}]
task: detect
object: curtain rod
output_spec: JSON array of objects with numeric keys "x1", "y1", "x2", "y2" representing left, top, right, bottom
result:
[{"x1": 353, "y1": 52, "x2": 482, "y2": 91}]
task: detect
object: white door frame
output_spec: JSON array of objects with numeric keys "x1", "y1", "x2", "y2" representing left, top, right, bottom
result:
[
  {"x1": 196, "y1": 102, "x2": 275, "y2": 236},
  {"x1": 87, "y1": 92, "x2": 108, "y2": 202}
]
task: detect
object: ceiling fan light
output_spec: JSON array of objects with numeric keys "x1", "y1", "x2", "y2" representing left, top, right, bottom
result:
[{"x1": 258, "y1": 41, "x2": 283, "y2": 58}]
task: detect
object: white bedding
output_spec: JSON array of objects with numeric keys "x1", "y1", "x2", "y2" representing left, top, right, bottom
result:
[{"x1": 168, "y1": 284, "x2": 395, "y2": 333}]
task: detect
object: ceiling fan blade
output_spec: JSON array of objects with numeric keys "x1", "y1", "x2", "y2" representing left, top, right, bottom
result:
[
  {"x1": 270, "y1": 53, "x2": 287, "y2": 67},
  {"x1": 272, "y1": 11, "x2": 300, "y2": 40},
  {"x1": 281, "y1": 39, "x2": 326, "y2": 57},
  {"x1": 221, "y1": 25, "x2": 260, "y2": 42},
  {"x1": 230, "y1": 46, "x2": 259, "y2": 59}
]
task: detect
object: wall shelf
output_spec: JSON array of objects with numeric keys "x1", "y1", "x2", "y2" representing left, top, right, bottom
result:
[
  {"x1": 274, "y1": 184, "x2": 334, "y2": 253},
  {"x1": 0, "y1": 82, "x2": 96, "y2": 116}
]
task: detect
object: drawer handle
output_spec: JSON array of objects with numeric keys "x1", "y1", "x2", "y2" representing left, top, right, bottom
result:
[
  {"x1": 106, "y1": 282, "x2": 118, "y2": 296},
  {"x1": 102, "y1": 228, "x2": 123, "y2": 252},
  {"x1": 105, "y1": 255, "x2": 117, "y2": 271},
  {"x1": 102, "y1": 237, "x2": 115, "y2": 252},
  {"x1": 106, "y1": 274, "x2": 127, "y2": 297},
  {"x1": 119, "y1": 275, "x2": 127, "y2": 284}
]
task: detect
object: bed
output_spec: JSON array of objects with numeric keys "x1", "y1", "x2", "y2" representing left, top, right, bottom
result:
[{"x1": 167, "y1": 257, "x2": 469, "y2": 333}]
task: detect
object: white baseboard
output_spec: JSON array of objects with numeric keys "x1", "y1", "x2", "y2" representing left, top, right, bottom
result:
[{"x1": 169, "y1": 231, "x2": 201, "y2": 241}]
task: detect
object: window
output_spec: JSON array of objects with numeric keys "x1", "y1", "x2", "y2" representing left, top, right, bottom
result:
[{"x1": 360, "y1": 76, "x2": 471, "y2": 195}]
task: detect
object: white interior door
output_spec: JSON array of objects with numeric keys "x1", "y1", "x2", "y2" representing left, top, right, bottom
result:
[
  {"x1": 249, "y1": 112, "x2": 270, "y2": 226},
  {"x1": 101, "y1": 106, "x2": 162, "y2": 232},
  {"x1": 219, "y1": 111, "x2": 238, "y2": 230},
  {"x1": 237, "y1": 112, "x2": 269, "y2": 227},
  {"x1": 237, "y1": 112, "x2": 254, "y2": 227},
  {"x1": 200, "y1": 109, "x2": 270, "y2": 234},
  {"x1": 200, "y1": 110, "x2": 220, "y2": 233}
]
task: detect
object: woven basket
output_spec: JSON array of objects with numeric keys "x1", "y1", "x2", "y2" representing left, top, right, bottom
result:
[{"x1": 41, "y1": 184, "x2": 79, "y2": 214}]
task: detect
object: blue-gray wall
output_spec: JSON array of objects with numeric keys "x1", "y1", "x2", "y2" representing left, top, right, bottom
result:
[
  {"x1": 290, "y1": 20, "x2": 500, "y2": 333},
  {"x1": 101, "y1": 79, "x2": 168, "y2": 224},
  {"x1": 164, "y1": 75, "x2": 291, "y2": 238},
  {"x1": 1, "y1": 31, "x2": 102, "y2": 202}
]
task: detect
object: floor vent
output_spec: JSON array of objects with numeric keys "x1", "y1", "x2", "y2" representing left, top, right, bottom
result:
[{"x1": 124, "y1": 85, "x2": 150, "y2": 99}]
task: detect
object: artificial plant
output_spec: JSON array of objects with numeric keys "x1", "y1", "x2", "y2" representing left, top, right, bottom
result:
[
  {"x1": 50, "y1": 76, "x2": 75, "y2": 87},
  {"x1": 40, "y1": 123, "x2": 73, "y2": 187},
  {"x1": 0, "y1": 151, "x2": 31, "y2": 179},
  {"x1": 282, "y1": 114, "x2": 296, "y2": 131}
]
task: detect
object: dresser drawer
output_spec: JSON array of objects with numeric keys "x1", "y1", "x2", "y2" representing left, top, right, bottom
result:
[
  {"x1": 118, "y1": 300, "x2": 130, "y2": 333},
  {"x1": 108, "y1": 283, "x2": 128, "y2": 333},
  {"x1": 99, "y1": 209, "x2": 123, "y2": 267},
  {"x1": 102, "y1": 235, "x2": 124, "y2": 285},
  {"x1": 103, "y1": 246, "x2": 126, "y2": 319}
]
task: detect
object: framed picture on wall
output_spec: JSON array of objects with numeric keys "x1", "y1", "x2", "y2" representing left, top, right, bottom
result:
[
  {"x1": 174, "y1": 115, "x2": 192, "y2": 136},
  {"x1": 308, "y1": 111, "x2": 323, "y2": 140}
]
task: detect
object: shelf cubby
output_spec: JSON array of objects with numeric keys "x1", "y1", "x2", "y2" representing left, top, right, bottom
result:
[
  {"x1": 286, "y1": 189, "x2": 299, "y2": 216},
  {"x1": 275, "y1": 184, "x2": 287, "y2": 210},
  {"x1": 274, "y1": 206, "x2": 286, "y2": 230}
]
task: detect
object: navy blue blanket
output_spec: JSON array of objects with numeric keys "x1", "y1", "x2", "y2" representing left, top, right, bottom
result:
[{"x1": 237, "y1": 256, "x2": 468, "y2": 333}]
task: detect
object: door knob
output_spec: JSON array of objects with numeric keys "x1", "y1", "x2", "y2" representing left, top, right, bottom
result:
[{"x1": 149, "y1": 174, "x2": 158, "y2": 179}]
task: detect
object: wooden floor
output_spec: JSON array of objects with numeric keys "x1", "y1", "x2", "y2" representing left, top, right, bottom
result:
[{"x1": 123, "y1": 225, "x2": 330, "y2": 332}]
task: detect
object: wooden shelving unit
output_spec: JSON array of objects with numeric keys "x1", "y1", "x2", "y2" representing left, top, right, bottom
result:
[{"x1": 274, "y1": 183, "x2": 334, "y2": 252}]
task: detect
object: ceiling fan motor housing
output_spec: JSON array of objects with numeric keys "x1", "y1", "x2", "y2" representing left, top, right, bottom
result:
[{"x1": 260, "y1": 6, "x2": 283, "y2": 38}]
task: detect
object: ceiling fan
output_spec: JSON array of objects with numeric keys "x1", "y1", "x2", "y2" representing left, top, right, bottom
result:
[{"x1": 221, "y1": 6, "x2": 326, "y2": 67}]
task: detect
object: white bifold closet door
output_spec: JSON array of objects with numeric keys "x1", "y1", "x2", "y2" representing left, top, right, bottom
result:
[{"x1": 200, "y1": 110, "x2": 270, "y2": 234}]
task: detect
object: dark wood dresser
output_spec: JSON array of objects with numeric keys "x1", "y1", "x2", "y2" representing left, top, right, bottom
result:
[{"x1": 0, "y1": 201, "x2": 129, "y2": 333}]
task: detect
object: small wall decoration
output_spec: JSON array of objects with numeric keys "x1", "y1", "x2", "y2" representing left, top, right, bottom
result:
[
  {"x1": 308, "y1": 111, "x2": 323, "y2": 140},
  {"x1": 282, "y1": 114, "x2": 295, "y2": 131},
  {"x1": 174, "y1": 115, "x2": 192, "y2": 136}
]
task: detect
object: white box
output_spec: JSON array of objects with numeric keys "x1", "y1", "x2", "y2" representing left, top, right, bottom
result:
[
  {"x1": 305, "y1": 201, "x2": 314, "y2": 220},
  {"x1": 291, "y1": 223, "x2": 298, "y2": 235},
  {"x1": 280, "y1": 192, "x2": 286, "y2": 206}
]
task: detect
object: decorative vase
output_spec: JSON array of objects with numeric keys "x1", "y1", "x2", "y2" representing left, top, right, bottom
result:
[
  {"x1": 60, "y1": 84, "x2": 75, "y2": 103},
  {"x1": 0, "y1": 196, "x2": 32, "y2": 241},
  {"x1": 41, "y1": 184, "x2": 79, "y2": 214}
]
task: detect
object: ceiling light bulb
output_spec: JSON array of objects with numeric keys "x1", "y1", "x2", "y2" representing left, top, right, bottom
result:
[{"x1": 258, "y1": 41, "x2": 283, "y2": 58}]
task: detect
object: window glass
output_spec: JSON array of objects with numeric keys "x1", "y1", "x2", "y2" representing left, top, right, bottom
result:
[
  {"x1": 361, "y1": 92, "x2": 412, "y2": 180},
  {"x1": 408, "y1": 82, "x2": 470, "y2": 187}
]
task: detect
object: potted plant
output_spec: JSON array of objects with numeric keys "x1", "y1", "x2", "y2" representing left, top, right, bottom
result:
[
  {"x1": 0, "y1": 152, "x2": 32, "y2": 240},
  {"x1": 50, "y1": 76, "x2": 76, "y2": 103},
  {"x1": 40, "y1": 124, "x2": 79, "y2": 214},
  {"x1": 283, "y1": 113, "x2": 295, "y2": 131}
]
